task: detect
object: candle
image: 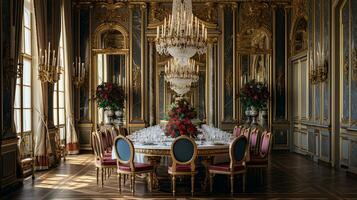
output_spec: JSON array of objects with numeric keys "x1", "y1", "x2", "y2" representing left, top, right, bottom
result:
[
  {"x1": 156, "y1": 26, "x2": 159, "y2": 39},
  {"x1": 44, "y1": 50, "x2": 47, "y2": 70}
]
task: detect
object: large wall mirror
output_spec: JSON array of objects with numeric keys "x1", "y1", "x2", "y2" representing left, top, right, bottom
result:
[
  {"x1": 92, "y1": 24, "x2": 129, "y2": 126},
  {"x1": 237, "y1": 27, "x2": 272, "y2": 124},
  {"x1": 155, "y1": 54, "x2": 207, "y2": 123},
  {"x1": 238, "y1": 28, "x2": 271, "y2": 85}
]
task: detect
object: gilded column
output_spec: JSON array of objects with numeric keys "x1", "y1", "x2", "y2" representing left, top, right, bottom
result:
[{"x1": 207, "y1": 40, "x2": 214, "y2": 126}]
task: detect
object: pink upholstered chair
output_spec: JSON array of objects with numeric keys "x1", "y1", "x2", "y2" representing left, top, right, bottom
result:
[
  {"x1": 233, "y1": 125, "x2": 243, "y2": 137},
  {"x1": 242, "y1": 127, "x2": 251, "y2": 141},
  {"x1": 249, "y1": 128, "x2": 260, "y2": 155},
  {"x1": 246, "y1": 131, "x2": 272, "y2": 173},
  {"x1": 114, "y1": 135, "x2": 154, "y2": 194},
  {"x1": 208, "y1": 135, "x2": 249, "y2": 195},
  {"x1": 91, "y1": 131, "x2": 117, "y2": 187}
]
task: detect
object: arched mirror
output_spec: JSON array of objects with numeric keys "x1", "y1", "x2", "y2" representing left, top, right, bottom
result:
[
  {"x1": 238, "y1": 28, "x2": 271, "y2": 85},
  {"x1": 92, "y1": 24, "x2": 129, "y2": 125}
]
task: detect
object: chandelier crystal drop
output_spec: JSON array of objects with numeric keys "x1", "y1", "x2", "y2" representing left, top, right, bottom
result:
[
  {"x1": 156, "y1": 0, "x2": 208, "y2": 66},
  {"x1": 165, "y1": 58, "x2": 199, "y2": 96}
]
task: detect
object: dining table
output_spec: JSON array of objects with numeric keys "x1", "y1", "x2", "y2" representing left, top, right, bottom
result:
[{"x1": 112, "y1": 124, "x2": 233, "y2": 190}]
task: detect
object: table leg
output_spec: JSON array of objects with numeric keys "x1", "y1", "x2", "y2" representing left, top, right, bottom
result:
[
  {"x1": 201, "y1": 156, "x2": 214, "y2": 191},
  {"x1": 147, "y1": 156, "x2": 161, "y2": 190}
]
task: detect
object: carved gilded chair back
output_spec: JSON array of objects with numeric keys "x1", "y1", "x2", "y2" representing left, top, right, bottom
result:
[
  {"x1": 229, "y1": 135, "x2": 249, "y2": 170},
  {"x1": 114, "y1": 135, "x2": 135, "y2": 172},
  {"x1": 170, "y1": 135, "x2": 198, "y2": 173},
  {"x1": 259, "y1": 131, "x2": 272, "y2": 158}
]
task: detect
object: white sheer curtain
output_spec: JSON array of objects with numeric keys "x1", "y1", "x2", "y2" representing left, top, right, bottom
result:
[
  {"x1": 32, "y1": 1, "x2": 51, "y2": 170},
  {"x1": 62, "y1": 0, "x2": 79, "y2": 154}
]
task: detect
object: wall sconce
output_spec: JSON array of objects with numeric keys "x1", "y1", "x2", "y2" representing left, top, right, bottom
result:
[
  {"x1": 73, "y1": 56, "x2": 86, "y2": 87},
  {"x1": 351, "y1": 48, "x2": 357, "y2": 82},
  {"x1": 309, "y1": 45, "x2": 328, "y2": 84},
  {"x1": 38, "y1": 42, "x2": 61, "y2": 83}
]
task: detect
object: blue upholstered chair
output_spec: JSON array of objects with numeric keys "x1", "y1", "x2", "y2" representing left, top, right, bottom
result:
[
  {"x1": 91, "y1": 131, "x2": 116, "y2": 188},
  {"x1": 168, "y1": 135, "x2": 198, "y2": 196},
  {"x1": 114, "y1": 135, "x2": 154, "y2": 194},
  {"x1": 208, "y1": 135, "x2": 249, "y2": 195}
]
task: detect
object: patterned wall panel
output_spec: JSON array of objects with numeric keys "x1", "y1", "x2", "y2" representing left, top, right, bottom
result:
[
  {"x1": 223, "y1": 6, "x2": 234, "y2": 122},
  {"x1": 308, "y1": 129, "x2": 315, "y2": 154},
  {"x1": 314, "y1": 0, "x2": 321, "y2": 121},
  {"x1": 351, "y1": 2, "x2": 357, "y2": 122},
  {"x1": 341, "y1": 138, "x2": 349, "y2": 165},
  {"x1": 273, "y1": 128, "x2": 289, "y2": 149},
  {"x1": 323, "y1": 0, "x2": 330, "y2": 122},
  {"x1": 320, "y1": 131, "x2": 330, "y2": 161},
  {"x1": 308, "y1": 0, "x2": 313, "y2": 118},
  {"x1": 130, "y1": 6, "x2": 143, "y2": 122},
  {"x1": 80, "y1": 9, "x2": 90, "y2": 121},
  {"x1": 274, "y1": 7, "x2": 286, "y2": 121},
  {"x1": 198, "y1": 71, "x2": 206, "y2": 121},
  {"x1": 351, "y1": 141, "x2": 357, "y2": 168},
  {"x1": 158, "y1": 72, "x2": 165, "y2": 121},
  {"x1": 0, "y1": 142, "x2": 18, "y2": 189},
  {"x1": 342, "y1": 1, "x2": 350, "y2": 124}
]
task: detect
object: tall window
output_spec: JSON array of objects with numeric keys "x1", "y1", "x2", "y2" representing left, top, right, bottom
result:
[
  {"x1": 14, "y1": 4, "x2": 33, "y2": 158},
  {"x1": 53, "y1": 31, "x2": 66, "y2": 141}
]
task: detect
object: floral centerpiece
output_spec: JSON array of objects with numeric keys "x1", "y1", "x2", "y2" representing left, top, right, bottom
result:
[
  {"x1": 95, "y1": 82, "x2": 125, "y2": 111},
  {"x1": 239, "y1": 80, "x2": 270, "y2": 111},
  {"x1": 165, "y1": 98, "x2": 198, "y2": 138}
]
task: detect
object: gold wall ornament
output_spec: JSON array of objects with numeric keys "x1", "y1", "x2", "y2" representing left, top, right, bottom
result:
[
  {"x1": 239, "y1": 2, "x2": 271, "y2": 31},
  {"x1": 352, "y1": 47, "x2": 357, "y2": 83},
  {"x1": 310, "y1": 47, "x2": 328, "y2": 84},
  {"x1": 291, "y1": 17, "x2": 308, "y2": 55},
  {"x1": 38, "y1": 42, "x2": 61, "y2": 83},
  {"x1": 93, "y1": 3, "x2": 129, "y2": 27}
]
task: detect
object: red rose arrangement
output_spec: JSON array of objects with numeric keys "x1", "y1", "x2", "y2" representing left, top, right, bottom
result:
[
  {"x1": 95, "y1": 82, "x2": 125, "y2": 110},
  {"x1": 165, "y1": 98, "x2": 198, "y2": 138},
  {"x1": 239, "y1": 80, "x2": 270, "y2": 111}
]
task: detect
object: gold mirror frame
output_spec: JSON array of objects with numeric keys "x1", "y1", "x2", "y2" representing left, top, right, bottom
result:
[{"x1": 91, "y1": 23, "x2": 129, "y2": 127}]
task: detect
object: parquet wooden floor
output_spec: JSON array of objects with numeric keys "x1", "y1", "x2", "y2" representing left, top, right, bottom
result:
[{"x1": 4, "y1": 152, "x2": 357, "y2": 200}]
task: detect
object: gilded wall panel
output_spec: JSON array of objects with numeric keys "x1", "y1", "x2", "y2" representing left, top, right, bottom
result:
[
  {"x1": 80, "y1": 9, "x2": 90, "y2": 121},
  {"x1": 342, "y1": 1, "x2": 349, "y2": 123},
  {"x1": 130, "y1": 6, "x2": 143, "y2": 122},
  {"x1": 351, "y1": 2, "x2": 357, "y2": 122},
  {"x1": 323, "y1": 0, "x2": 330, "y2": 122},
  {"x1": 308, "y1": 0, "x2": 313, "y2": 118},
  {"x1": 274, "y1": 7, "x2": 286, "y2": 121},
  {"x1": 223, "y1": 6, "x2": 234, "y2": 122},
  {"x1": 314, "y1": 0, "x2": 321, "y2": 121},
  {"x1": 198, "y1": 71, "x2": 206, "y2": 120}
]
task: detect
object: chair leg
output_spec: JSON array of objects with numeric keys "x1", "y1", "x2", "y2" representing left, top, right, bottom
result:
[
  {"x1": 96, "y1": 167, "x2": 99, "y2": 185},
  {"x1": 243, "y1": 173, "x2": 246, "y2": 192},
  {"x1": 101, "y1": 168, "x2": 104, "y2": 188},
  {"x1": 131, "y1": 174, "x2": 135, "y2": 195},
  {"x1": 124, "y1": 174, "x2": 126, "y2": 185},
  {"x1": 209, "y1": 173, "x2": 213, "y2": 192},
  {"x1": 191, "y1": 174, "x2": 195, "y2": 196},
  {"x1": 104, "y1": 168, "x2": 106, "y2": 180},
  {"x1": 118, "y1": 173, "x2": 121, "y2": 193},
  {"x1": 172, "y1": 175, "x2": 176, "y2": 196},
  {"x1": 149, "y1": 172, "x2": 153, "y2": 192},
  {"x1": 230, "y1": 174, "x2": 234, "y2": 195},
  {"x1": 130, "y1": 174, "x2": 133, "y2": 192}
]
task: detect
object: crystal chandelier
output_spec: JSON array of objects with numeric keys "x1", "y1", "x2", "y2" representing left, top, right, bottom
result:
[
  {"x1": 38, "y1": 42, "x2": 61, "y2": 83},
  {"x1": 156, "y1": 0, "x2": 207, "y2": 66},
  {"x1": 165, "y1": 58, "x2": 199, "y2": 96}
]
